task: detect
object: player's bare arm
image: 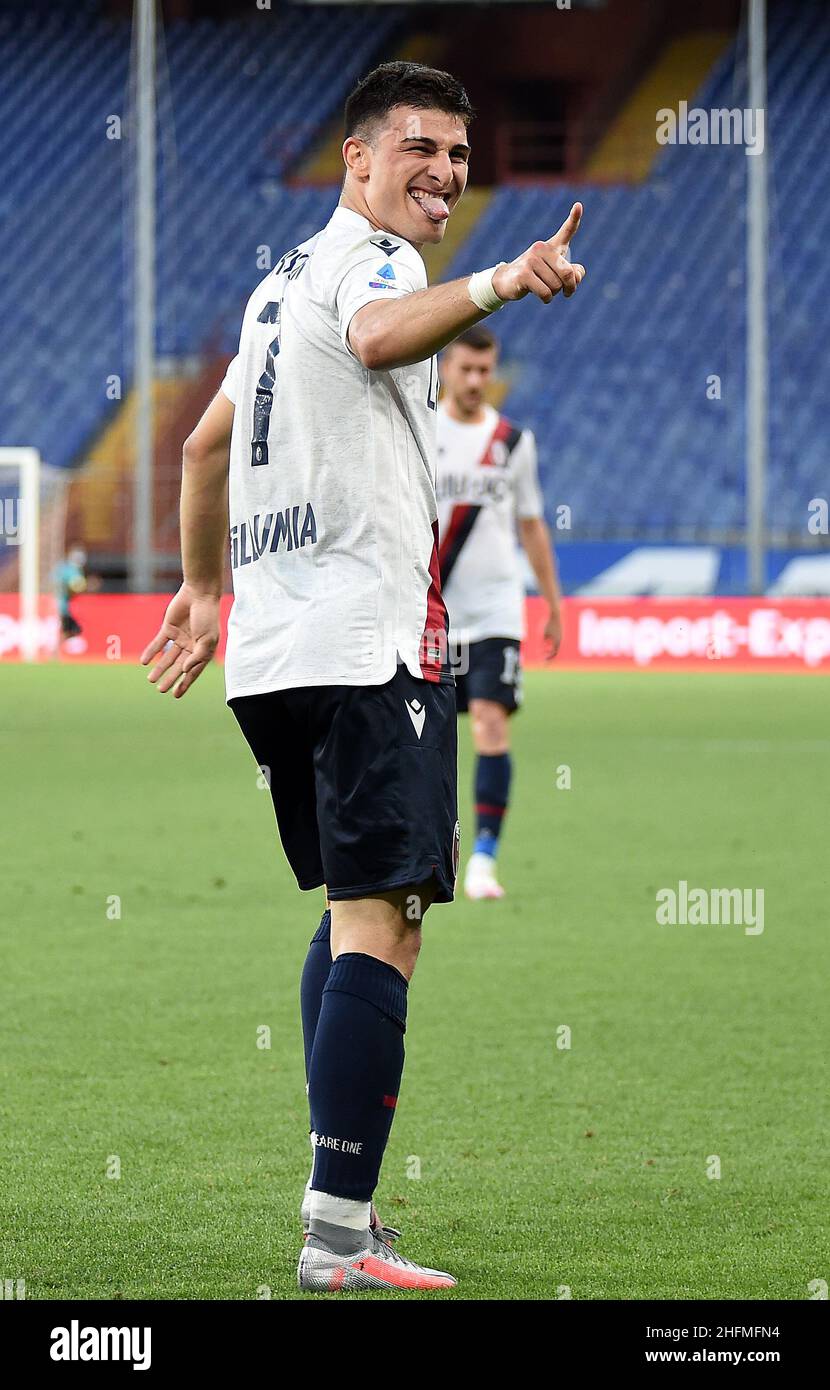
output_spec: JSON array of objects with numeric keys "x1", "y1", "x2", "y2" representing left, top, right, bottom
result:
[
  {"x1": 140, "y1": 389, "x2": 234, "y2": 697},
  {"x1": 518, "y1": 515, "x2": 563, "y2": 659},
  {"x1": 348, "y1": 202, "x2": 585, "y2": 371}
]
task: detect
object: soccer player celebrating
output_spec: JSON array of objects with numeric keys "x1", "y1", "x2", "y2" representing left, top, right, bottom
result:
[
  {"x1": 141, "y1": 60, "x2": 584, "y2": 1293},
  {"x1": 436, "y1": 328, "x2": 563, "y2": 900}
]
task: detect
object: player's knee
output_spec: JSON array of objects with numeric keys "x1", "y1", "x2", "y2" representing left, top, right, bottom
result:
[
  {"x1": 329, "y1": 879, "x2": 435, "y2": 980},
  {"x1": 394, "y1": 922, "x2": 422, "y2": 978},
  {"x1": 471, "y1": 700, "x2": 509, "y2": 752},
  {"x1": 333, "y1": 919, "x2": 421, "y2": 980}
]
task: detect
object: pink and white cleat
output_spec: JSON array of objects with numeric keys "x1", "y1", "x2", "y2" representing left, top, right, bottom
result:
[
  {"x1": 298, "y1": 1233, "x2": 457, "y2": 1292},
  {"x1": 464, "y1": 852, "x2": 505, "y2": 900}
]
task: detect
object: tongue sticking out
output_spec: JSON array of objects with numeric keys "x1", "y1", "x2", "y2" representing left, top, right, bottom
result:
[{"x1": 415, "y1": 194, "x2": 449, "y2": 222}]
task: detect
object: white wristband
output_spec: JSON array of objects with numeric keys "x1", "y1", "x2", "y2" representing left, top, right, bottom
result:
[{"x1": 467, "y1": 263, "x2": 507, "y2": 314}]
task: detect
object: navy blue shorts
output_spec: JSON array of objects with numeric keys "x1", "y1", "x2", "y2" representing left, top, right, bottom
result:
[
  {"x1": 453, "y1": 637, "x2": 523, "y2": 715},
  {"x1": 229, "y1": 664, "x2": 459, "y2": 904}
]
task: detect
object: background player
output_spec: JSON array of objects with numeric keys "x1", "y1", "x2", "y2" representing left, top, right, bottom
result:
[
  {"x1": 141, "y1": 60, "x2": 585, "y2": 1293},
  {"x1": 53, "y1": 545, "x2": 89, "y2": 650},
  {"x1": 437, "y1": 327, "x2": 563, "y2": 900}
]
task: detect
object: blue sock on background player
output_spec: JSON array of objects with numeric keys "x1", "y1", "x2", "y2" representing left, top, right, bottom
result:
[
  {"x1": 307, "y1": 952, "x2": 407, "y2": 1250},
  {"x1": 473, "y1": 752, "x2": 512, "y2": 858},
  {"x1": 300, "y1": 909, "x2": 332, "y2": 1078}
]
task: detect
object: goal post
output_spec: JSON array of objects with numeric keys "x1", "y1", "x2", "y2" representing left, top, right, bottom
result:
[{"x1": 0, "y1": 447, "x2": 41, "y2": 661}]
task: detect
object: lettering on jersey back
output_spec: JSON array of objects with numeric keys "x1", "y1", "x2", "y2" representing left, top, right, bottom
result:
[
  {"x1": 230, "y1": 503, "x2": 318, "y2": 570},
  {"x1": 256, "y1": 301, "x2": 281, "y2": 325},
  {"x1": 273, "y1": 247, "x2": 310, "y2": 281}
]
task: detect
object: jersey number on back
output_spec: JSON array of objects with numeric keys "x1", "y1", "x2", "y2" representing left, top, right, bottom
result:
[
  {"x1": 250, "y1": 248, "x2": 310, "y2": 468},
  {"x1": 427, "y1": 355, "x2": 438, "y2": 411},
  {"x1": 251, "y1": 301, "x2": 281, "y2": 467}
]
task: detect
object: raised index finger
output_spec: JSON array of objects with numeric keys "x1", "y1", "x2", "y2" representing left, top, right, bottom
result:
[{"x1": 548, "y1": 201, "x2": 583, "y2": 250}]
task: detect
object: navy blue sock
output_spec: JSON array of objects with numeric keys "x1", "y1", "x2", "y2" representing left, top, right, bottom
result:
[
  {"x1": 299, "y1": 910, "x2": 332, "y2": 1081},
  {"x1": 473, "y1": 752, "x2": 512, "y2": 857},
  {"x1": 308, "y1": 952, "x2": 407, "y2": 1202}
]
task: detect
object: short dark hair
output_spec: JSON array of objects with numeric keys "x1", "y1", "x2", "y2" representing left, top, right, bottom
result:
[
  {"x1": 444, "y1": 326, "x2": 499, "y2": 355},
  {"x1": 344, "y1": 61, "x2": 474, "y2": 144}
]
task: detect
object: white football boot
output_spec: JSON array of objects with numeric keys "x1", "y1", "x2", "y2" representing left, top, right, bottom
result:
[
  {"x1": 464, "y1": 851, "x2": 505, "y2": 900},
  {"x1": 298, "y1": 1232, "x2": 456, "y2": 1292}
]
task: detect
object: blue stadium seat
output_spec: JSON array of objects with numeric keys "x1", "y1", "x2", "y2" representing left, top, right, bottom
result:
[
  {"x1": 0, "y1": 3, "x2": 404, "y2": 470},
  {"x1": 0, "y1": 0, "x2": 826, "y2": 542}
]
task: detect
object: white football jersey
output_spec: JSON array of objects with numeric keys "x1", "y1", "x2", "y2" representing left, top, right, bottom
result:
[
  {"x1": 435, "y1": 401, "x2": 544, "y2": 645},
  {"x1": 220, "y1": 205, "x2": 451, "y2": 700}
]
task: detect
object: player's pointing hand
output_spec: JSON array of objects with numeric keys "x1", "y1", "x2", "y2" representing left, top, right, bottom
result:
[
  {"x1": 548, "y1": 200, "x2": 582, "y2": 252},
  {"x1": 491, "y1": 202, "x2": 586, "y2": 305}
]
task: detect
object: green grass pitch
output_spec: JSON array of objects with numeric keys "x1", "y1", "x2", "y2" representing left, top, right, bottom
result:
[{"x1": 1, "y1": 664, "x2": 827, "y2": 1300}]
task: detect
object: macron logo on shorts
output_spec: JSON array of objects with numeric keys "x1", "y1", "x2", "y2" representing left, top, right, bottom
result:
[{"x1": 404, "y1": 698, "x2": 426, "y2": 739}]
